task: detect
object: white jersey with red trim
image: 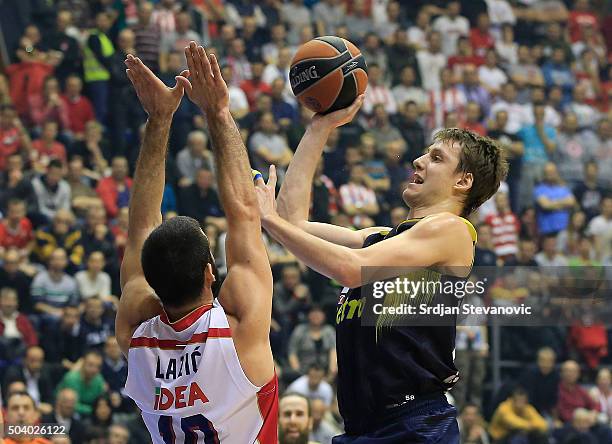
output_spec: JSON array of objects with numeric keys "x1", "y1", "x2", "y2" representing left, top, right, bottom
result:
[{"x1": 124, "y1": 301, "x2": 278, "y2": 444}]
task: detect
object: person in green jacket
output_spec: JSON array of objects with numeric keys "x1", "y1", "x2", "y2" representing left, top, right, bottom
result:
[{"x1": 56, "y1": 350, "x2": 106, "y2": 415}]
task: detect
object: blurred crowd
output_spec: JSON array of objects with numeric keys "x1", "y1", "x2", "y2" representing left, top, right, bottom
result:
[{"x1": 0, "y1": 0, "x2": 611, "y2": 443}]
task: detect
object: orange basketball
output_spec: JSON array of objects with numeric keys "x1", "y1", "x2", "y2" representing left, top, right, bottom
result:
[{"x1": 289, "y1": 36, "x2": 368, "y2": 114}]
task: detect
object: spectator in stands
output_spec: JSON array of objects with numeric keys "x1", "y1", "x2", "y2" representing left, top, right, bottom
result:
[
  {"x1": 568, "y1": 310, "x2": 608, "y2": 370},
  {"x1": 47, "y1": 11, "x2": 81, "y2": 86},
  {"x1": 590, "y1": 118, "x2": 611, "y2": 189},
  {"x1": 369, "y1": 104, "x2": 405, "y2": 154},
  {"x1": 31, "y1": 248, "x2": 79, "y2": 325},
  {"x1": 108, "y1": 424, "x2": 130, "y2": 444},
  {"x1": 133, "y1": 2, "x2": 160, "y2": 73},
  {"x1": 0, "y1": 287, "x2": 38, "y2": 356},
  {"x1": 313, "y1": 0, "x2": 344, "y2": 36},
  {"x1": 33, "y1": 209, "x2": 83, "y2": 270},
  {"x1": 536, "y1": 234, "x2": 569, "y2": 270},
  {"x1": 102, "y1": 336, "x2": 127, "y2": 396},
  {"x1": 557, "y1": 210, "x2": 587, "y2": 258},
  {"x1": 31, "y1": 159, "x2": 71, "y2": 222},
  {"x1": 96, "y1": 156, "x2": 132, "y2": 219},
  {"x1": 339, "y1": 165, "x2": 380, "y2": 226},
  {"x1": 56, "y1": 350, "x2": 106, "y2": 416},
  {"x1": 432, "y1": 1, "x2": 469, "y2": 57},
  {"x1": 474, "y1": 224, "x2": 499, "y2": 267},
  {"x1": 489, "y1": 386, "x2": 548, "y2": 444},
  {"x1": 61, "y1": 75, "x2": 95, "y2": 141},
  {"x1": 69, "y1": 121, "x2": 110, "y2": 175},
  {"x1": 0, "y1": 105, "x2": 32, "y2": 171},
  {"x1": 477, "y1": 49, "x2": 507, "y2": 97},
  {"x1": 394, "y1": 102, "x2": 425, "y2": 163},
  {"x1": 0, "y1": 199, "x2": 34, "y2": 259},
  {"x1": 159, "y1": 12, "x2": 201, "y2": 73},
  {"x1": 4, "y1": 391, "x2": 51, "y2": 444},
  {"x1": 534, "y1": 162, "x2": 576, "y2": 235},
  {"x1": 462, "y1": 102, "x2": 486, "y2": 136},
  {"x1": 287, "y1": 363, "x2": 334, "y2": 407},
  {"x1": 485, "y1": 192, "x2": 520, "y2": 262},
  {"x1": 542, "y1": 48, "x2": 575, "y2": 107},
  {"x1": 83, "y1": 395, "x2": 114, "y2": 441},
  {"x1": 39, "y1": 305, "x2": 82, "y2": 370},
  {"x1": 226, "y1": 38, "x2": 252, "y2": 86},
  {"x1": 0, "y1": 248, "x2": 33, "y2": 313},
  {"x1": 249, "y1": 112, "x2": 292, "y2": 181},
  {"x1": 28, "y1": 76, "x2": 70, "y2": 133},
  {"x1": 83, "y1": 12, "x2": 115, "y2": 122},
  {"x1": 31, "y1": 121, "x2": 67, "y2": 170},
  {"x1": 176, "y1": 130, "x2": 213, "y2": 187},
  {"x1": 557, "y1": 360, "x2": 600, "y2": 423},
  {"x1": 589, "y1": 368, "x2": 612, "y2": 425},
  {"x1": 428, "y1": 68, "x2": 467, "y2": 131},
  {"x1": 310, "y1": 398, "x2": 339, "y2": 444},
  {"x1": 273, "y1": 264, "x2": 311, "y2": 329},
  {"x1": 3, "y1": 346, "x2": 54, "y2": 414},
  {"x1": 458, "y1": 403, "x2": 489, "y2": 444},
  {"x1": 391, "y1": 66, "x2": 428, "y2": 114},
  {"x1": 278, "y1": 392, "x2": 314, "y2": 444},
  {"x1": 41, "y1": 388, "x2": 86, "y2": 443},
  {"x1": 519, "y1": 347, "x2": 560, "y2": 417},
  {"x1": 416, "y1": 31, "x2": 446, "y2": 92},
  {"x1": 177, "y1": 167, "x2": 224, "y2": 224},
  {"x1": 490, "y1": 82, "x2": 528, "y2": 135},
  {"x1": 586, "y1": 197, "x2": 612, "y2": 261},
  {"x1": 459, "y1": 66, "x2": 491, "y2": 120},
  {"x1": 65, "y1": 156, "x2": 101, "y2": 218},
  {"x1": 270, "y1": 78, "x2": 297, "y2": 128},
  {"x1": 79, "y1": 296, "x2": 113, "y2": 350},
  {"x1": 288, "y1": 305, "x2": 336, "y2": 378},
  {"x1": 555, "y1": 113, "x2": 596, "y2": 188},
  {"x1": 470, "y1": 13, "x2": 495, "y2": 58},
  {"x1": 453, "y1": 325, "x2": 488, "y2": 410},
  {"x1": 75, "y1": 251, "x2": 112, "y2": 302}
]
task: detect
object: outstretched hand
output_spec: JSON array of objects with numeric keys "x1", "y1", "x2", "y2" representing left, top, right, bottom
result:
[
  {"x1": 176, "y1": 42, "x2": 229, "y2": 115},
  {"x1": 254, "y1": 165, "x2": 278, "y2": 222},
  {"x1": 125, "y1": 54, "x2": 187, "y2": 118},
  {"x1": 311, "y1": 94, "x2": 365, "y2": 131}
]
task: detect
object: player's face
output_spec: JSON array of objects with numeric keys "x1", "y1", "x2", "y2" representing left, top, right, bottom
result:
[
  {"x1": 279, "y1": 397, "x2": 311, "y2": 444},
  {"x1": 403, "y1": 141, "x2": 466, "y2": 209}
]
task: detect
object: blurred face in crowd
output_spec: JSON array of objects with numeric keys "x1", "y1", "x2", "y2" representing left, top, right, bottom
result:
[
  {"x1": 260, "y1": 112, "x2": 277, "y2": 134},
  {"x1": 82, "y1": 353, "x2": 103, "y2": 380},
  {"x1": 8, "y1": 200, "x2": 26, "y2": 224},
  {"x1": 108, "y1": 425, "x2": 130, "y2": 444},
  {"x1": 111, "y1": 157, "x2": 129, "y2": 181},
  {"x1": 278, "y1": 395, "x2": 311, "y2": 444},
  {"x1": 466, "y1": 102, "x2": 481, "y2": 123},
  {"x1": 221, "y1": 65, "x2": 234, "y2": 84},
  {"x1": 56, "y1": 389, "x2": 77, "y2": 418},
  {"x1": 167, "y1": 52, "x2": 183, "y2": 73},
  {"x1": 402, "y1": 102, "x2": 419, "y2": 122},
  {"x1": 242, "y1": 16, "x2": 257, "y2": 37},
  {"x1": 299, "y1": 25, "x2": 313, "y2": 44},
  {"x1": 62, "y1": 306, "x2": 80, "y2": 329},
  {"x1": 390, "y1": 207, "x2": 408, "y2": 226},
  {"x1": 49, "y1": 248, "x2": 68, "y2": 273},
  {"x1": 373, "y1": 104, "x2": 388, "y2": 123},
  {"x1": 444, "y1": 111, "x2": 459, "y2": 128},
  {"x1": 0, "y1": 106, "x2": 16, "y2": 128},
  {"x1": 308, "y1": 307, "x2": 325, "y2": 328},
  {"x1": 349, "y1": 164, "x2": 367, "y2": 184},
  {"x1": 494, "y1": 192, "x2": 510, "y2": 214},
  {"x1": 67, "y1": 156, "x2": 85, "y2": 180},
  {"x1": 65, "y1": 76, "x2": 82, "y2": 97},
  {"x1": 368, "y1": 65, "x2": 382, "y2": 85},
  {"x1": 428, "y1": 32, "x2": 441, "y2": 53},
  {"x1": 403, "y1": 137, "x2": 468, "y2": 211},
  {"x1": 257, "y1": 94, "x2": 272, "y2": 112},
  {"x1": 563, "y1": 113, "x2": 579, "y2": 134},
  {"x1": 597, "y1": 369, "x2": 611, "y2": 391},
  {"x1": 307, "y1": 366, "x2": 325, "y2": 388},
  {"x1": 485, "y1": 50, "x2": 497, "y2": 67},
  {"x1": 598, "y1": 119, "x2": 611, "y2": 139},
  {"x1": 400, "y1": 66, "x2": 416, "y2": 86},
  {"x1": 138, "y1": 2, "x2": 153, "y2": 24},
  {"x1": 519, "y1": 239, "x2": 536, "y2": 261},
  {"x1": 85, "y1": 297, "x2": 104, "y2": 322},
  {"x1": 537, "y1": 348, "x2": 556, "y2": 374},
  {"x1": 175, "y1": 12, "x2": 191, "y2": 33},
  {"x1": 56, "y1": 11, "x2": 72, "y2": 32},
  {"x1": 552, "y1": 48, "x2": 566, "y2": 65},
  {"x1": 95, "y1": 397, "x2": 112, "y2": 422},
  {"x1": 24, "y1": 25, "x2": 41, "y2": 45},
  {"x1": 3, "y1": 249, "x2": 21, "y2": 274},
  {"x1": 231, "y1": 38, "x2": 245, "y2": 57},
  {"x1": 87, "y1": 252, "x2": 106, "y2": 274},
  {"x1": 495, "y1": 110, "x2": 508, "y2": 130},
  {"x1": 602, "y1": 198, "x2": 612, "y2": 219},
  {"x1": 25, "y1": 347, "x2": 45, "y2": 374},
  {"x1": 561, "y1": 360, "x2": 580, "y2": 384},
  {"x1": 7, "y1": 393, "x2": 39, "y2": 426},
  {"x1": 477, "y1": 224, "x2": 492, "y2": 248},
  {"x1": 281, "y1": 266, "x2": 300, "y2": 289},
  {"x1": 118, "y1": 29, "x2": 135, "y2": 52},
  {"x1": 533, "y1": 104, "x2": 546, "y2": 123},
  {"x1": 44, "y1": 77, "x2": 60, "y2": 98},
  {"x1": 310, "y1": 399, "x2": 327, "y2": 427},
  {"x1": 511, "y1": 392, "x2": 528, "y2": 412},
  {"x1": 42, "y1": 121, "x2": 58, "y2": 142},
  {"x1": 572, "y1": 409, "x2": 593, "y2": 433},
  {"x1": 463, "y1": 66, "x2": 479, "y2": 86},
  {"x1": 278, "y1": 47, "x2": 292, "y2": 68},
  {"x1": 447, "y1": 1, "x2": 460, "y2": 17},
  {"x1": 271, "y1": 79, "x2": 285, "y2": 99},
  {"x1": 196, "y1": 169, "x2": 213, "y2": 190},
  {"x1": 547, "y1": 23, "x2": 562, "y2": 40},
  {"x1": 95, "y1": 13, "x2": 112, "y2": 33},
  {"x1": 517, "y1": 45, "x2": 531, "y2": 64},
  {"x1": 570, "y1": 211, "x2": 586, "y2": 231},
  {"x1": 47, "y1": 164, "x2": 64, "y2": 186},
  {"x1": 188, "y1": 131, "x2": 207, "y2": 155},
  {"x1": 271, "y1": 24, "x2": 286, "y2": 43},
  {"x1": 461, "y1": 405, "x2": 479, "y2": 427},
  {"x1": 0, "y1": 289, "x2": 18, "y2": 317},
  {"x1": 87, "y1": 206, "x2": 106, "y2": 230},
  {"x1": 105, "y1": 336, "x2": 123, "y2": 362},
  {"x1": 543, "y1": 163, "x2": 560, "y2": 184}
]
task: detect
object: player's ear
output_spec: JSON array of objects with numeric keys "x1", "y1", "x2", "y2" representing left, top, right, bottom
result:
[
  {"x1": 205, "y1": 263, "x2": 216, "y2": 284},
  {"x1": 454, "y1": 172, "x2": 473, "y2": 194}
]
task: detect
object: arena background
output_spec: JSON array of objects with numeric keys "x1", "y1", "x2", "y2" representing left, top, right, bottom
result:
[{"x1": 0, "y1": 0, "x2": 610, "y2": 443}]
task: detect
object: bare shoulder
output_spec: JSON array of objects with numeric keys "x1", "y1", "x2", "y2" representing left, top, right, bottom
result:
[{"x1": 412, "y1": 212, "x2": 475, "y2": 243}]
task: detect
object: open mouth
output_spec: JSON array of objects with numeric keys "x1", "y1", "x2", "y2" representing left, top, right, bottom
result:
[{"x1": 410, "y1": 173, "x2": 424, "y2": 184}]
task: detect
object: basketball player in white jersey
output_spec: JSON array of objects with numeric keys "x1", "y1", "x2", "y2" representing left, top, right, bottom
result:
[{"x1": 115, "y1": 43, "x2": 277, "y2": 443}]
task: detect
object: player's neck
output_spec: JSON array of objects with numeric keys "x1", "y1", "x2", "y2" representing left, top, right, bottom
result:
[
  {"x1": 164, "y1": 292, "x2": 214, "y2": 322},
  {"x1": 407, "y1": 201, "x2": 462, "y2": 219}
]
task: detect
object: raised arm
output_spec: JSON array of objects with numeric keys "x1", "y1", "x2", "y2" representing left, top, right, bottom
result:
[
  {"x1": 277, "y1": 97, "x2": 388, "y2": 248},
  {"x1": 178, "y1": 43, "x2": 273, "y2": 382},
  {"x1": 115, "y1": 55, "x2": 187, "y2": 356}
]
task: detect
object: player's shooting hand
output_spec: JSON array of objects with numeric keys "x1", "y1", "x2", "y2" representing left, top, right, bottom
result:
[
  {"x1": 254, "y1": 165, "x2": 278, "y2": 221},
  {"x1": 311, "y1": 94, "x2": 365, "y2": 132},
  {"x1": 125, "y1": 54, "x2": 187, "y2": 119},
  {"x1": 177, "y1": 42, "x2": 229, "y2": 116}
]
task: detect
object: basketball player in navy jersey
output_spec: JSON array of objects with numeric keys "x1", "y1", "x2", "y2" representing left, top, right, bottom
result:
[{"x1": 254, "y1": 100, "x2": 507, "y2": 443}]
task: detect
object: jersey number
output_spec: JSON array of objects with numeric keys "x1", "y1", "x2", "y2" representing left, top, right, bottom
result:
[{"x1": 158, "y1": 414, "x2": 219, "y2": 443}]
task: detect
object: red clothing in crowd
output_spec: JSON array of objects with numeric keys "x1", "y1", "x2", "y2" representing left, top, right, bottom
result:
[
  {"x1": 61, "y1": 94, "x2": 96, "y2": 134},
  {"x1": 5, "y1": 61, "x2": 54, "y2": 118},
  {"x1": 569, "y1": 323, "x2": 608, "y2": 369},
  {"x1": 447, "y1": 55, "x2": 485, "y2": 70},
  {"x1": 557, "y1": 381, "x2": 599, "y2": 423},
  {"x1": 27, "y1": 95, "x2": 71, "y2": 129},
  {"x1": 0, "y1": 125, "x2": 24, "y2": 170},
  {"x1": 568, "y1": 10, "x2": 599, "y2": 43},
  {"x1": 485, "y1": 211, "x2": 520, "y2": 259},
  {"x1": 96, "y1": 177, "x2": 133, "y2": 218},
  {"x1": 31, "y1": 139, "x2": 67, "y2": 163},
  {"x1": 469, "y1": 28, "x2": 495, "y2": 57},
  {"x1": 462, "y1": 121, "x2": 487, "y2": 136},
  {"x1": 0, "y1": 313, "x2": 39, "y2": 347},
  {"x1": 239, "y1": 79, "x2": 272, "y2": 110},
  {"x1": 0, "y1": 217, "x2": 34, "y2": 249}
]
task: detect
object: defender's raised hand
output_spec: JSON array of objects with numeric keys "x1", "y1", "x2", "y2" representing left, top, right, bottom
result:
[
  {"x1": 176, "y1": 42, "x2": 229, "y2": 115},
  {"x1": 125, "y1": 54, "x2": 187, "y2": 118}
]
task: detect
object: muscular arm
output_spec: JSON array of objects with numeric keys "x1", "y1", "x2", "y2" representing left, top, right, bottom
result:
[
  {"x1": 116, "y1": 56, "x2": 186, "y2": 356},
  {"x1": 277, "y1": 97, "x2": 386, "y2": 248}
]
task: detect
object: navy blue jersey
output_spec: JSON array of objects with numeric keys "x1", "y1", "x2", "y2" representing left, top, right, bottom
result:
[{"x1": 335, "y1": 217, "x2": 477, "y2": 435}]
